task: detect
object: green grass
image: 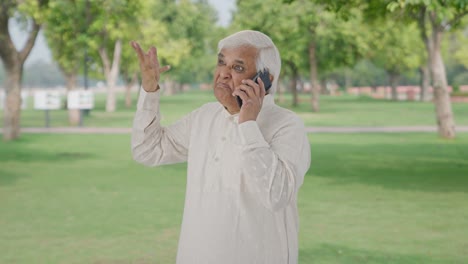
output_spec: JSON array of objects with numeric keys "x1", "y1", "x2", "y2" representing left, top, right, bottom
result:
[
  {"x1": 1, "y1": 133, "x2": 468, "y2": 263},
  {"x1": 10, "y1": 90, "x2": 468, "y2": 128}
]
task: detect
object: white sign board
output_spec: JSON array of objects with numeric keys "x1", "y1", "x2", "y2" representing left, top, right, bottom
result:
[
  {"x1": 0, "y1": 91, "x2": 30, "y2": 110},
  {"x1": 34, "y1": 91, "x2": 62, "y2": 110},
  {"x1": 68, "y1": 90, "x2": 94, "y2": 109}
]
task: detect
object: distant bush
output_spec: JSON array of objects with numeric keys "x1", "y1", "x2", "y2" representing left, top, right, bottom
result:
[{"x1": 451, "y1": 91, "x2": 468, "y2": 97}]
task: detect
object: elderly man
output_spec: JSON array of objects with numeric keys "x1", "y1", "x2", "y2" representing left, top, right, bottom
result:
[{"x1": 131, "y1": 30, "x2": 310, "y2": 264}]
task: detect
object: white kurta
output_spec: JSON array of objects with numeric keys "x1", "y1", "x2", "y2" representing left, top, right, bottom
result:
[{"x1": 132, "y1": 89, "x2": 311, "y2": 264}]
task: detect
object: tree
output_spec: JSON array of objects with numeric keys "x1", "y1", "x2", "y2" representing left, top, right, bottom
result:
[
  {"x1": 151, "y1": 0, "x2": 220, "y2": 93},
  {"x1": 235, "y1": 0, "x2": 368, "y2": 111},
  {"x1": 286, "y1": 0, "x2": 468, "y2": 138},
  {"x1": 0, "y1": 0, "x2": 49, "y2": 141},
  {"x1": 381, "y1": 0, "x2": 468, "y2": 138},
  {"x1": 368, "y1": 19, "x2": 422, "y2": 100},
  {"x1": 84, "y1": 0, "x2": 142, "y2": 112},
  {"x1": 452, "y1": 27, "x2": 468, "y2": 70},
  {"x1": 232, "y1": 0, "x2": 308, "y2": 106},
  {"x1": 302, "y1": 5, "x2": 368, "y2": 110},
  {"x1": 44, "y1": 0, "x2": 88, "y2": 125}
]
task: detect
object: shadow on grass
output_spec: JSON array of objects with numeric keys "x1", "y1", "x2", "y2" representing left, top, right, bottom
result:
[
  {"x1": 0, "y1": 148, "x2": 95, "y2": 163},
  {"x1": 0, "y1": 169, "x2": 27, "y2": 186},
  {"x1": 0, "y1": 138, "x2": 95, "y2": 186},
  {"x1": 300, "y1": 243, "x2": 451, "y2": 264},
  {"x1": 310, "y1": 141, "x2": 468, "y2": 193}
]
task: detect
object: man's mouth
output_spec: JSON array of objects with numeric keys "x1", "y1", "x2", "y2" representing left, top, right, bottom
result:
[{"x1": 216, "y1": 83, "x2": 231, "y2": 90}]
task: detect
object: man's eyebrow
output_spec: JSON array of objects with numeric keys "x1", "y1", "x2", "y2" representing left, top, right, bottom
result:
[{"x1": 217, "y1": 53, "x2": 245, "y2": 65}]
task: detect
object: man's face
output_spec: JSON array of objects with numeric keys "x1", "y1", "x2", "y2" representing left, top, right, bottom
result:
[{"x1": 213, "y1": 45, "x2": 258, "y2": 113}]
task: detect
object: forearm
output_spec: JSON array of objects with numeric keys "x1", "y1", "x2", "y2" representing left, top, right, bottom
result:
[
  {"x1": 239, "y1": 121, "x2": 310, "y2": 211},
  {"x1": 131, "y1": 88, "x2": 188, "y2": 166}
]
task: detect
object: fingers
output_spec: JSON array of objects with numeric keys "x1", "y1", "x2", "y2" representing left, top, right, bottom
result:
[
  {"x1": 131, "y1": 41, "x2": 151, "y2": 70},
  {"x1": 149, "y1": 46, "x2": 157, "y2": 68},
  {"x1": 131, "y1": 41, "x2": 145, "y2": 64},
  {"x1": 160, "y1": 65, "x2": 171, "y2": 73},
  {"x1": 232, "y1": 79, "x2": 265, "y2": 108},
  {"x1": 239, "y1": 79, "x2": 263, "y2": 98},
  {"x1": 130, "y1": 41, "x2": 171, "y2": 93}
]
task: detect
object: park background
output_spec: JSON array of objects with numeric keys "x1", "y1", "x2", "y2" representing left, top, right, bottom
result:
[{"x1": 1, "y1": 0, "x2": 468, "y2": 263}]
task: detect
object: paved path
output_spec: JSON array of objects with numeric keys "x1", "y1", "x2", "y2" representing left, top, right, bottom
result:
[{"x1": 2, "y1": 126, "x2": 468, "y2": 134}]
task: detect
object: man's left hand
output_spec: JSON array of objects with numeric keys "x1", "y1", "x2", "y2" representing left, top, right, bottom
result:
[{"x1": 233, "y1": 77, "x2": 266, "y2": 123}]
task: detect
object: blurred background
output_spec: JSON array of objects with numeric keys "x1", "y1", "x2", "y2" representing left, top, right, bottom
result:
[{"x1": 1, "y1": 0, "x2": 468, "y2": 263}]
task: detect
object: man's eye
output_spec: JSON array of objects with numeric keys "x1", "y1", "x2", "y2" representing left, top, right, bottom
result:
[
  {"x1": 233, "y1": 65, "x2": 244, "y2": 72},
  {"x1": 217, "y1": 59, "x2": 225, "y2": 65}
]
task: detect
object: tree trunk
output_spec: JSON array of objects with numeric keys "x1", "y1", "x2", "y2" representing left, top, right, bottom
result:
[
  {"x1": 99, "y1": 39, "x2": 122, "y2": 113},
  {"x1": 320, "y1": 79, "x2": 327, "y2": 95},
  {"x1": 0, "y1": 13, "x2": 41, "y2": 141},
  {"x1": 345, "y1": 68, "x2": 352, "y2": 90},
  {"x1": 429, "y1": 28, "x2": 456, "y2": 138},
  {"x1": 277, "y1": 78, "x2": 284, "y2": 104},
  {"x1": 389, "y1": 72, "x2": 400, "y2": 101},
  {"x1": 64, "y1": 72, "x2": 80, "y2": 126},
  {"x1": 290, "y1": 76, "x2": 298, "y2": 107},
  {"x1": 309, "y1": 42, "x2": 320, "y2": 112},
  {"x1": 125, "y1": 72, "x2": 138, "y2": 108},
  {"x1": 175, "y1": 82, "x2": 182, "y2": 94},
  {"x1": 287, "y1": 61, "x2": 299, "y2": 107},
  {"x1": 417, "y1": 8, "x2": 455, "y2": 138},
  {"x1": 164, "y1": 79, "x2": 175, "y2": 96},
  {"x1": 3, "y1": 66, "x2": 22, "y2": 140},
  {"x1": 419, "y1": 64, "x2": 430, "y2": 101}
]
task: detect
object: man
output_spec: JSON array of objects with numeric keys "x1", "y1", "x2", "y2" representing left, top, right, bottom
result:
[{"x1": 131, "y1": 30, "x2": 310, "y2": 264}]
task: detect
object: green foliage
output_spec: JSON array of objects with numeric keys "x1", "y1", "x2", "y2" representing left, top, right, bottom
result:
[
  {"x1": 116, "y1": 0, "x2": 221, "y2": 85},
  {"x1": 16, "y1": 0, "x2": 468, "y2": 92},
  {"x1": 233, "y1": 0, "x2": 308, "y2": 79},
  {"x1": 451, "y1": 90, "x2": 468, "y2": 96},
  {"x1": 452, "y1": 71, "x2": 468, "y2": 87},
  {"x1": 348, "y1": 60, "x2": 388, "y2": 87},
  {"x1": 388, "y1": 0, "x2": 468, "y2": 29},
  {"x1": 452, "y1": 28, "x2": 468, "y2": 69},
  {"x1": 368, "y1": 19, "x2": 423, "y2": 76},
  {"x1": 44, "y1": 0, "x2": 87, "y2": 75},
  {"x1": 16, "y1": 0, "x2": 50, "y2": 23},
  {"x1": 233, "y1": 0, "x2": 369, "y2": 81}
]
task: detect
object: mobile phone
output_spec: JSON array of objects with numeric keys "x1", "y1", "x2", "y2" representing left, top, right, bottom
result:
[{"x1": 236, "y1": 69, "x2": 272, "y2": 107}]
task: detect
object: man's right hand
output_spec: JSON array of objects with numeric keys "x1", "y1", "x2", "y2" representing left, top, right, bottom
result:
[{"x1": 131, "y1": 41, "x2": 171, "y2": 92}]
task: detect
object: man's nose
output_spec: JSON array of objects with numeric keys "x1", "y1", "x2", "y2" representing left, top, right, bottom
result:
[{"x1": 219, "y1": 67, "x2": 231, "y2": 79}]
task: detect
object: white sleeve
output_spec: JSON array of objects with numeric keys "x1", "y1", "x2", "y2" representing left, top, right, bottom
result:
[
  {"x1": 131, "y1": 88, "x2": 191, "y2": 166},
  {"x1": 238, "y1": 119, "x2": 311, "y2": 211}
]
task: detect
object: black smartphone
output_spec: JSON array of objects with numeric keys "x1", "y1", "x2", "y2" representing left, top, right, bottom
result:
[{"x1": 236, "y1": 69, "x2": 272, "y2": 107}]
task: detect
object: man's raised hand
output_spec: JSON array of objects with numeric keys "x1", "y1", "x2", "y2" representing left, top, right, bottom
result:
[{"x1": 131, "y1": 41, "x2": 171, "y2": 92}]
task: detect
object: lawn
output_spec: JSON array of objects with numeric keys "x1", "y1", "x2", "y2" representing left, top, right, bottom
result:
[
  {"x1": 1, "y1": 133, "x2": 467, "y2": 263},
  {"x1": 11, "y1": 89, "x2": 468, "y2": 128}
]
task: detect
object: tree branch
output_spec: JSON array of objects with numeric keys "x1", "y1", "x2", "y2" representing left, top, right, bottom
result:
[
  {"x1": 18, "y1": 19, "x2": 41, "y2": 63},
  {"x1": 0, "y1": 1, "x2": 17, "y2": 67},
  {"x1": 443, "y1": 9, "x2": 468, "y2": 31},
  {"x1": 417, "y1": 6, "x2": 429, "y2": 44},
  {"x1": 98, "y1": 47, "x2": 111, "y2": 78}
]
